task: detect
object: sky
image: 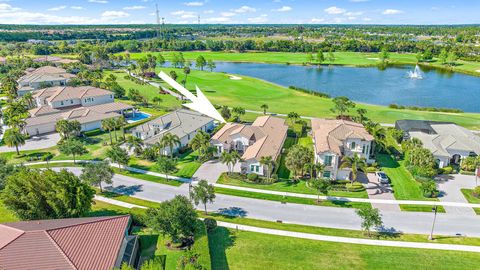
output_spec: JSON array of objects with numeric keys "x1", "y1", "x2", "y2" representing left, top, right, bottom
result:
[{"x1": 0, "y1": 0, "x2": 479, "y2": 25}]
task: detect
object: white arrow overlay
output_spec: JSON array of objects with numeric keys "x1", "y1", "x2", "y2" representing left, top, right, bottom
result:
[{"x1": 159, "y1": 71, "x2": 226, "y2": 123}]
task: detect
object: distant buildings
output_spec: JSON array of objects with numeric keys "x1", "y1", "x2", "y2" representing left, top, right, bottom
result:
[
  {"x1": 311, "y1": 119, "x2": 374, "y2": 180},
  {"x1": 33, "y1": 56, "x2": 79, "y2": 65},
  {"x1": 25, "y1": 86, "x2": 133, "y2": 135},
  {"x1": 17, "y1": 66, "x2": 76, "y2": 96},
  {"x1": 396, "y1": 120, "x2": 480, "y2": 168},
  {"x1": 132, "y1": 109, "x2": 215, "y2": 155},
  {"x1": 211, "y1": 116, "x2": 288, "y2": 176},
  {"x1": 0, "y1": 215, "x2": 139, "y2": 270}
]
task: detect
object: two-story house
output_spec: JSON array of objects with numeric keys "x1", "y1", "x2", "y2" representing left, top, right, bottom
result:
[
  {"x1": 311, "y1": 119, "x2": 374, "y2": 180},
  {"x1": 211, "y1": 116, "x2": 288, "y2": 176},
  {"x1": 17, "y1": 66, "x2": 76, "y2": 96},
  {"x1": 24, "y1": 86, "x2": 133, "y2": 135},
  {"x1": 132, "y1": 109, "x2": 215, "y2": 156}
]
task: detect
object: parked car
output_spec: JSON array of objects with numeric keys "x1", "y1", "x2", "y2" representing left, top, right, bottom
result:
[{"x1": 376, "y1": 171, "x2": 389, "y2": 184}]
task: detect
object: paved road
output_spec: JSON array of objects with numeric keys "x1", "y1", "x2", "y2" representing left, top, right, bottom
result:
[
  {"x1": 59, "y1": 167, "x2": 480, "y2": 237},
  {"x1": 437, "y1": 174, "x2": 477, "y2": 216},
  {"x1": 0, "y1": 133, "x2": 60, "y2": 153}
]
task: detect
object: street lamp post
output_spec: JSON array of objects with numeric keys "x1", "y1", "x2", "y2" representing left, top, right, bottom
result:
[{"x1": 429, "y1": 205, "x2": 438, "y2": 240}]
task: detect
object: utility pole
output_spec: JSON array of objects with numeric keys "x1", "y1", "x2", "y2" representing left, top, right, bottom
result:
[
  {"x1": 428, "y1": 205, "x2": 438, "y2": 240},
  {"x1": 198, "y1": 15, "x2": 201, "y2": 24},
  {"x1": 155, "y1": 3, "x2": 161, "y2": 39}
]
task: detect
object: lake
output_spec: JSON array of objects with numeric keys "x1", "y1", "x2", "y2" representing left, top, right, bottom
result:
[{"x1": 207, "y1": 62, "x2": 480, "y2": 113}]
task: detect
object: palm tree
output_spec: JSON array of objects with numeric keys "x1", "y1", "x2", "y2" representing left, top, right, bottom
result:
[
  {"x1": 340, "y1": 154, "x2": 367, "y2": 184},
  {"x1": 190, "y1": 131, "x2": 211, "y2": 160},
  {"x1": 101, "y1": 119, "x2": 114, "y2": 144},
  {"x1": 303, "y1": 162, "x2": 315, "y2": 179},
  {"x1": 7, "y1": 116, "x2": 26, "y2": 130},
  {"x1": 260, "y1": 104, "x2": 269, "y2": 115},
  {"x1": 3, "y1": 128, "x2": 26, "y2": 155},
  {"x1": 230, "y1": 151, "x2": 243, "y2": 173},
  {"x1": 183, "y1": 66, "x2": 191, "y2": 87},
  {"x1": 152, "y1": 96, "x2": 162, "y2": 108},
  {"x1": 22, "y1": 92, "x2": 35, "y2": 109},
  {"x1": 220, "y1": 151, "x2": 242, "y2": 174},
  {"x1": 260, "y1": 156, "x2": 275, "y2": 180},
  {"x1": 115, "y1": 116, "x2": 127, "y2": 141},
  {"x1": 314, "y1": 163, "x2": 325, "y2": 179},
  {"x1": 126, "y1": 135, "x2": 143, "y2": 156},
  {"x1": 159, "y1": 133, "x2": 181, "y2": 158}
]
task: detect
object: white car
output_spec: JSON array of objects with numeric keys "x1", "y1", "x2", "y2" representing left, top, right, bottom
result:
[{"x1": 376, "y1": 172, "x2": 389, "y2": 184}]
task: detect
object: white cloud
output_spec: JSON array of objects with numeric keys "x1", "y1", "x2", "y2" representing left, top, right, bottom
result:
[
  {"x1": 0, "y1": 3, "x2": 20, "y2": 12},
  {"x1": 248, "y1": 14, "x2": 268, "y2": 23},
  {"x1": 220, "y1": 12, "x2": 235, "y2": 17},
  {"x1": 234, "y1": 6, "x2": 256, "y2": 13},
  {"x1": 203, "y1": 10, "x2": 214, "y2": 14},
  {"x1": 71, "y1": 6, "x2": 84, "y2": 10},
  {"x1": 123, "y1": 6, "x2": 145, "y2": 10},
  {"x1": 311, "y1": 18, "x2": 325, "y2": 23},
  {"x1": 171, "y1": 10, "x2": 197, "y2": 19},
  {"x1": 273, "y1": 6, "x2": 291, "y2": 12},
  {"x1": 382, "y1": 9, "x2": 403, "y2": 15},
  {"x1": 184, "y1": 1, "x2": 204, "y2": 6},
  {"x1": 88, "y1": 0, "x2": 108, "y2": 3},
  {"x1": 324, "y1": 6, "x2": 346, "y2": 14},
  {"x1": 345, "y1": 11, "x2": 363, "y2": 16},
  {"x1": 205, "y1": 16, "x2": 231, "y2": 23},
  {"x1": 48, "y1": 6, "x2": 66, "y2": 11},
  {"x1": 101, "y1": 10, "x2": 130, "y2": 19}
]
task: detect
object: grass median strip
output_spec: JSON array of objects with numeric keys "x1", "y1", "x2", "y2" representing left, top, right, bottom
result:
[
  {"x1": 215, "y1": 187, "x2": 372, "y2": 210},
  {"x1": 461, "y1": 189, "x2": 480, "y2": 215}
]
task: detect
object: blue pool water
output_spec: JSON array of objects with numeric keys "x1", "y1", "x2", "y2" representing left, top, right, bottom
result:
[{"x1": 126, "y1": 112, "x2": 151, "y2": 123}]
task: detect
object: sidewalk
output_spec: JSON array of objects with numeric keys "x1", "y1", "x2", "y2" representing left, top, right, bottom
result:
[{"x1": 96, "y1": 195, "x2": 480, "y2": 253}]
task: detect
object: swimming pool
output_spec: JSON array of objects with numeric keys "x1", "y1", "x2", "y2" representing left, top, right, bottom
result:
[{"x1": 125, "y1": 112, "x2": 151, "y2": 123}]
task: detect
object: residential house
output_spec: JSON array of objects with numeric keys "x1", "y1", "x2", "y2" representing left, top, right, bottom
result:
[
  {"x1": 24, "y1": 86, "x2": 133, "y2": 135},
  {"x1": 211, "y1": 116, "x2": 288, "y2": 176},
  {"x1": 396, "y1": 120, "x2": 480, "y2": 168},
  {"x1": 17, "y1": 66, "x2": 76, "y2": 96},
  {"x1": 33, "y1": 56, "x2": 79, "y2": 65},
  {"x1": 311, "y1": 119, "x2": 374, "y2": 180},
  {"x1": 132, "y1": 109, "x2": 215, "y2": 155},
  {"x1": 0, "y1": 215, "x2": 139, "y2": 270}
]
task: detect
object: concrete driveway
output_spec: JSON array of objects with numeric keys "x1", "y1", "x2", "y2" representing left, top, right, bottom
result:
[
  {"x1": 0, "y1": 132, "x2": 60, "y2": 153},
  {"x1": 437, "y1": 174, "x2": 477, "y2": 216},
  {"x1": 360, "y1": 173, "x2": 400, "y2": 212},
  {"x1": 192, "y1": 160, "x2": 240, "y2": 183}
]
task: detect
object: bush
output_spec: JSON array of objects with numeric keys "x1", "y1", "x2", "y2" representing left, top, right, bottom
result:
[
  {"x1": 366, "y1": 167, "x2": 377, "y2": 173},
  {"x1": 439, "y1": 166, "x2": 454, "y2": 174},
  {"x1": 129, "y1": 207, "x2": 147, "y2": 226},
  {"x1": 247, "y1": 173, "x2": 259, "y2": 182},
  {"x1": 473, "y1": 186, "x2": 480, "y2": 198},
  {"x1": 203, "y1": 218, "x2": 217, "y2": 232},
  {"x1": 345, "y1": 182, "x2": 366, "y2": 192},
  {"x1": 421, "y1": 180, "x2": 439, "y2": 198},
  {"x1": 460, "y1": 170, "x2": 475, "y2": 175}
]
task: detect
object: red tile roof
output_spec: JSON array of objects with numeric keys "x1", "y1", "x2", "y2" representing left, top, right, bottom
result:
[{"x1": 0, "y1": 215, "x2": 131, "y2": 270}]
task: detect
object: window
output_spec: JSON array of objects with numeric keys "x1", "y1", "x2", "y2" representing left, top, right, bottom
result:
[
  {"x1": 350, "y1": 142, "x2": 356, "y2": 149},
  {"x1": 250, "y1": 165, "x2": 260, "y2": 173},
  {"x1": 324, "y1": 155, "x2": 333, "y2": 166},
  {"x1": 362, "y1": 145, "x2": 366, "y2": 154},
  {"x1": 60, "y1": 101, "x2": 64, "y2": 106},
  {"x1": 70, "y1": 100, "x2": 73, "y2": 104},
  {"x1": 323, "y1": 171, "x2": 331, "y2": 178}
]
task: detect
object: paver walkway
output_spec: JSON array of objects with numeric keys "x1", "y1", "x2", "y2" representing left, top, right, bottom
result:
[
  {"x1": 437, "y1": 174, "x2": 477, "y2": 216},
  {"x1": 361, "y1": 173, "x2": 400, "y2": 212},
  {"x1": 96, "y1": 194, "x2": 480, "y2": 253}
]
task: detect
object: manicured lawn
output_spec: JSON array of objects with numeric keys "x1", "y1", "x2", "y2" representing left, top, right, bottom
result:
[
  {"x1": 129, "y1": 150, "x2": 202, "y2": 179},
  {"x1": 151, "y1": 67, "x2": 480, "y2": 130},
  {"x1": 214, "y1": 187, "x2": 372, "y2": 210},
  {"x1": 461, "y1": 189, "x2": 480, "y2": 215},
  {"x1": 208, "y1": 228, "x2": 480, "y2": 270},
  {"x1": 125, "y1": 51, "x2": 480, "y2": 77},
  {"x1": 217, "y1": 173, "x2": 369, "y2": 199},
  {"x1": 276, "y1": 137, "x2": 295, "y2": 179},
  {"x1": 0, "y1": 200, "x2": 19, "y2": 223},
  {"x1": 377, "y1": 154, "x2": 438, "y2": 201}
]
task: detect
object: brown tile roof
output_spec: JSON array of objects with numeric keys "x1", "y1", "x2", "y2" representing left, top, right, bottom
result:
[
  {"x1": 45, "y1": 86, "x2": 113, "y2": 103},
  {"x1": 212, "y1": 116, "x2": 288, "y2": 161},
  {"x1": 18, "y1": 66, "x2": 76, "y2": 84},
  {"x1": 311, "y1": 119, "x2": 374, "y2": 155},
  {"x1": 0, "y1": 215, "x2": 131, "y2": 270}
]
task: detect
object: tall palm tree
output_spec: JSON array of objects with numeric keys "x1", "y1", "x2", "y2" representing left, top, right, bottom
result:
[
  {"x1": 260, "y1": 104, "x2": 269, "y2": 115},
  {"x1": 314, "y1": 163, "x2": 325, "y2": 179},
  {"x1": 3, "y1": 128, "x2": 26, "y2": 155},
  {"x1": 190, "y1": 131, "x2": 210, "y2": 160},
  {"x1": 340, "y1": 154, "x2": 367, "y2": 184},
  {"x1": 260, "y1": 156, "x2": 275, "y2": 180},
  {"x1": 22, "y1": 92, "x2": 35, "y2": 109},
  {"x1": 303, "y1": 162, "x2": 315, "y2": 179},
  {"x1": 230, "y1": 151, "x2": 243, "y2": 173},
  {"x1": 159, "y1": 133, "x2": 181, "y2": 158},
  {"x1": 126, "y1": 135, "x2": 143, "y2": 156},
  {"x1": 101, "y1": 119, "x2": 114, "y2": 145},
  {"x1": 220, "y1": 151, "x2": 234, "y2": 174},
  {"x1": 115, "y1": 116, "x2": 127, "y2": 141}
]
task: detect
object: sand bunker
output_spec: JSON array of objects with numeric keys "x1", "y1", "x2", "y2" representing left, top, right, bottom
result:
[{"x1": 229, "y1": 75, "x2": 242, "y2": 80}]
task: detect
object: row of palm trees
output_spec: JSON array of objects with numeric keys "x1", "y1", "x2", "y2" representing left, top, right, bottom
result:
[{"x1": 101, "y1": 117, "x2": 127, "y2": 144}]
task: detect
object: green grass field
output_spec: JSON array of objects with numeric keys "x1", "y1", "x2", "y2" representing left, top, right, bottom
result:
[
  {"x1": 154, "y1": 67, "x2": 480, "y2": 129},
  {"x1": 461, "y1": 189, "x2": 480, "y2": 215},
  {"x1": 124, "y1": 51, "x2": 480, "y2": 77},
  {"x1": 217, "y1": 173, "x2": 369, "y2": 199},
  {"x1": 214, "y1": 187, "x2": 372, "y2": 210},
  {"x1": 208, "y1": 228, "x2": 480, "y2": 270}
]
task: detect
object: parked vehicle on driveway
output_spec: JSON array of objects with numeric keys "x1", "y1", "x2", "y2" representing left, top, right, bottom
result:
[{"x1": 376, "y1": 171, "x2": 389, "y2": 184}]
